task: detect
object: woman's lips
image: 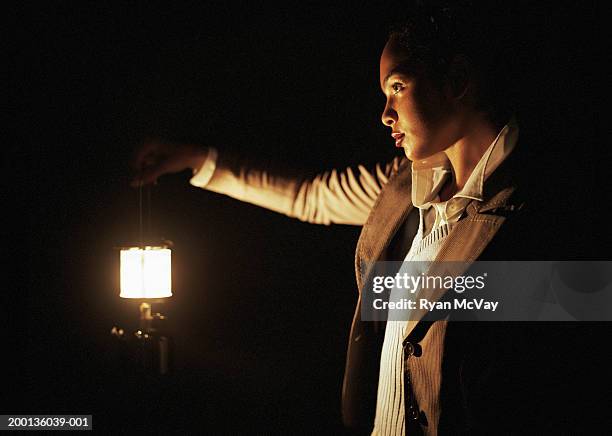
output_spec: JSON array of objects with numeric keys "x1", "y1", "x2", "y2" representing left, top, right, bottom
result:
[{"x1": 391, "y1": 133, "x2": 405, "y2": 148}]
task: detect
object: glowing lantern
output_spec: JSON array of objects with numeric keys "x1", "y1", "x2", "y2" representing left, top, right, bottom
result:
[{"x1": 120, "y1": 246, "x2": 172, "y2": 299}]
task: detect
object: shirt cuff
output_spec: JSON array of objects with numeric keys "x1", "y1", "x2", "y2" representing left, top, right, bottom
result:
[{"x1": 189, "y1": 147, "x2": 218, "y2": 187}]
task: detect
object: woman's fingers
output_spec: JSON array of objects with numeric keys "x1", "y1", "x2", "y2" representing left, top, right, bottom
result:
[
  {"x1": 131, "y1": 158, "x2": 174, "y2": 187},
  {"x1": 130, "y1": 140, "x2": 204, "y2": 187},
  {"x1": 132, "y1": 139, "x2": 166, "y2": 171}
]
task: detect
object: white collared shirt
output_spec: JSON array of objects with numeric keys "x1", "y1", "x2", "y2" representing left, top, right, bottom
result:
[{"x1": 410, "y1": 118, "x2": 519, "y2": 231}]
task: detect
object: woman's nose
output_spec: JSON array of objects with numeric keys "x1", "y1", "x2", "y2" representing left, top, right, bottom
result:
[{"x1": 381, "y1": 103, "x2": 397, "y2": 127}]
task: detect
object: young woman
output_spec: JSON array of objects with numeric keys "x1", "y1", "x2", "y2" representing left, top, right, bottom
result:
[{"x1": 131, "y1": 4, "x2": 598, "y2": 435}]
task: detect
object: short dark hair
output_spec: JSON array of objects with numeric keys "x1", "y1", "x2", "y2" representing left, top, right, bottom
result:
[{"x1": 389, "y1": 0, "x2": 520, "y2": 123}]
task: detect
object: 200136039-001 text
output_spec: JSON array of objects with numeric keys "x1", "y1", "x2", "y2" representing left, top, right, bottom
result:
[{"x1": 0, "y1": 415, "x2": 93, "y2": 431}]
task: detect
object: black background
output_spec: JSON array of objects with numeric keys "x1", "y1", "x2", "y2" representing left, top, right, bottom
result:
[{"x1": 11, "y1": 1, "x2": 607, "y2": 434}]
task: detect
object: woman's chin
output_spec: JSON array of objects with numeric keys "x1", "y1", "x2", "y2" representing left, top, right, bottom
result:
[
  {"x1": 401, "y1": 144, "x2": 415, "y2": 161},
  {"x1": 403, "y1": 145, "x2": 427, "y2": 162},
  {"x1": 404, "y1": 143, "x2": 445, "y2": 162}
]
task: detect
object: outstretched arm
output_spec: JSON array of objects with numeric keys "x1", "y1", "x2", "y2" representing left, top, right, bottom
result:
[
  {"x1": 131, "y1": 140, "x2": 403, "y2": 226},
  {"x1": 195, "y1": 149, "x2": 402, "y2": 226}
]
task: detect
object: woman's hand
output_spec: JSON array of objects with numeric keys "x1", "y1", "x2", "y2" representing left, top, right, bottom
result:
[{"x1": 131, "y1": 139, "x2": 209, "y2": 187}]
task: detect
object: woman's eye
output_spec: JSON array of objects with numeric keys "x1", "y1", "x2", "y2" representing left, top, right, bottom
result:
[{"x1": 391, "y1": 82, "x2": 404, "y2": 94}]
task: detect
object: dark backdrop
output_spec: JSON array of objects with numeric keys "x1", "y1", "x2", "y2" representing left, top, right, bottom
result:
[{"x1": 12, "y1": 2, "x2": 606, "y2": 434}]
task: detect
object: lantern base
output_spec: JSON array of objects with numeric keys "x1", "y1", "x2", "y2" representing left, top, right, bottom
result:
[{"x1": 110, "y1": 301, "x2": 173, "y2": 376}]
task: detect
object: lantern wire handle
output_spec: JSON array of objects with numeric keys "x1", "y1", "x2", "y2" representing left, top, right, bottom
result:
[
  {"x1": 138, "y1": 181, "x2": 143, "y2": 249},
  {"x1": 137, "y1": 179, "x2": 152, "y2": 249},
  {"x1": 147, "y1": 183, "x2": 152, "y2": 242}
]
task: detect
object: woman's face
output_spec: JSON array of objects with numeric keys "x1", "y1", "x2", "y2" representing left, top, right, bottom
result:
[{"x1": 379, "y1": 36, "x2": 461, "y2": 161}]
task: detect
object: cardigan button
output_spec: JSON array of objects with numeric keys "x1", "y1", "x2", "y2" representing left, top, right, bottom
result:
[
  {"x1": 407, "y1": 405, "x2": 420, "y2": 420},
  {"x1": 403, "y1": 340, "x2": 415, "y2": 357}
]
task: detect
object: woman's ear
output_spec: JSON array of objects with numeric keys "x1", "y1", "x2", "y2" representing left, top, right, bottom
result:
[{"x1": 446, "y1": 55, "x2": 471, "y2": 101}]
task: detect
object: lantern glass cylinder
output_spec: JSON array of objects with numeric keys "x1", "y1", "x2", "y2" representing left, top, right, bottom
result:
[{"x1": 120, "y1": 247, "x2": 172, "y2": 298}]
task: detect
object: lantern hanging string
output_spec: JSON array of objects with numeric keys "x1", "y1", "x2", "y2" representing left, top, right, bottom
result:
[
  {"x1": 138, "y1": 180, "x2": 145, "y2": 293},
  {"x1": 147, "y1": 183, "x2": 152, "y2": 242},
  {"x1": 138, "y1": 181, "x2": 143, "y2": 248},
  {"x1": 137, "y1": 180, "x2": 153, "y2": 249}
]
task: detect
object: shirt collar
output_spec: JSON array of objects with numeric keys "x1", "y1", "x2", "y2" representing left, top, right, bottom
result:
[{"x1": 411, "y1": 118, "x2": 519, "y2": 209}]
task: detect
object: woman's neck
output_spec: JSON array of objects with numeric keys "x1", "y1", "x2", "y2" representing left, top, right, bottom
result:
[{"x1": 439, "y1": 114, "x2": 501, "y2": 201}]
